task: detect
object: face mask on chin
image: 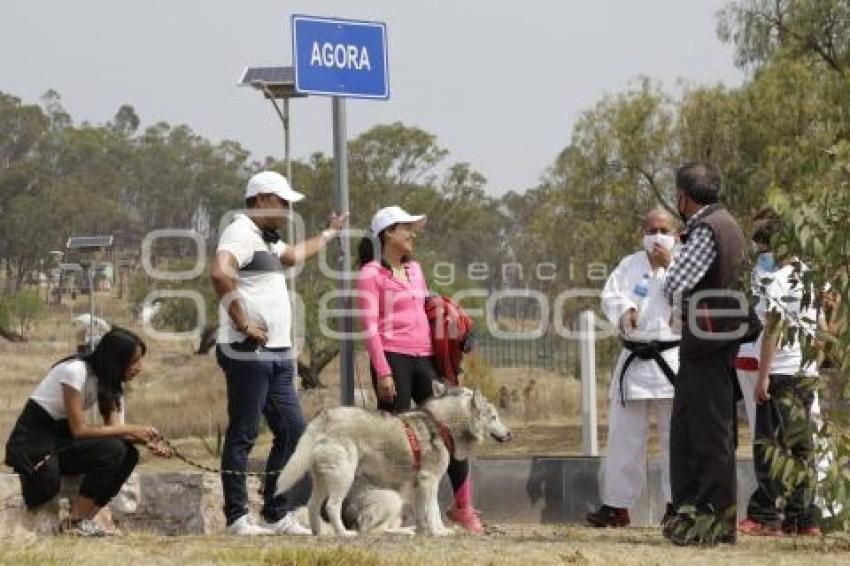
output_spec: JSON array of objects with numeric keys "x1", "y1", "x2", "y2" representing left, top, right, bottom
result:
[{"x1": 643, "y1": 233, "x2": 676, "y2": 254}]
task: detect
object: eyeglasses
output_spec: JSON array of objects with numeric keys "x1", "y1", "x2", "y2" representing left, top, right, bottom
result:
[{"x1": 644, "y1": 228, "x2": 672, "y2": 235}]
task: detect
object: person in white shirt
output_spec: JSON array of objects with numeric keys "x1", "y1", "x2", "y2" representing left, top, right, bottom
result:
[
  {"x1": 735, "y1": 208, "x2": 811, "y2": 441},
  {"x1": 4, "y1": 327, "x2": 171, "y2": 537},
  {"x1": 737, "y1": 209, "x2": 822, "y2": 537},
  {"x1": 210, "y1": 170, "x2": 346, "y2": 536},
  {"x1": 587, "y1": 207, "x2": 679, "y2": 528}
]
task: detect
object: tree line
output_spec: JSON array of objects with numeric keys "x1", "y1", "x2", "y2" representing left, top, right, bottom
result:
[{"x1": 1, "y1": 0, "x2": 849, "y2": 395}]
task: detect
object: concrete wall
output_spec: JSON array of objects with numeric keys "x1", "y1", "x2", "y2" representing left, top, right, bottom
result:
[
  {"x1": 452, "y1": 457, "x2": 756, "y2": 526},
  {"x1": 2, "y1": 456, "x2": 757, "y2": 536}
]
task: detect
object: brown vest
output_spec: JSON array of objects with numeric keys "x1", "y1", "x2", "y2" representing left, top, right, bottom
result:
[{"x1": 681, "y1": 204, "x2": 746, "y2": 355}]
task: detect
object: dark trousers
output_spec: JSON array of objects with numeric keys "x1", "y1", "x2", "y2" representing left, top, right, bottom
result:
[
  {"x1": 5, "y1": 400, "x2": 139, "y2": 509},
  {"x1": 370, "y1": 351, "x2": 470, "y2": 493},
  {"x1": 670, "y1": 346, "x2": 738, "y2": 524},
  {"x1": 747, "y1": 374, "x2": 818, "y2": 527},
  {"x1": 216, "y1": 345, "x2": 308, "y2": 525}
]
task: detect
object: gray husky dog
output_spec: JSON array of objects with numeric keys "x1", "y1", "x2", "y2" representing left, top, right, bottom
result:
[{"x1": 275, "y1": 385, "x2": 511, "y2": 536}]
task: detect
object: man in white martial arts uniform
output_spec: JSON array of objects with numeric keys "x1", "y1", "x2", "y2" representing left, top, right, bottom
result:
[{"x1": 587, "y1": 207, "x2": 679, "y2": 528}]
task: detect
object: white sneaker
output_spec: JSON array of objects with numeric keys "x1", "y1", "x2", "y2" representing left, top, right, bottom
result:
[
  {"x1": 262, "y1": 512, "x2": 313, "y2": 536},
  {"x1": 62, "y1": 518, "x2": 108, "y2": 538},
  {"x1": 225, "y1": 514, "x2": 275, "y2": 536}
]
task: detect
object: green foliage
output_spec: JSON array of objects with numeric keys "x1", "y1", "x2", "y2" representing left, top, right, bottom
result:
[
  {"x1": 769, "y1": 143, "x2": 850, "y2": 531},
  {"x1": 2, "y1": 3, "x2": 849, "y2": 516},
  {"x1": 1, "y1": 290, "x2": 46, "y2": 339},
  {"x1": 0, "y1": 90, "x2": 250, "y2": 292},
  {"x1": 771, "y1": 143, "x2": 850, "y2": 382},
  {"x1": 131, "y1": 260, "x2": 218, "y2": 337},
  {"x1": 671, "y1": 503, "x2": 738, "y2": 545},
  {"x1": 717, "y1": 0, "x2": 850, "y2": 73}
]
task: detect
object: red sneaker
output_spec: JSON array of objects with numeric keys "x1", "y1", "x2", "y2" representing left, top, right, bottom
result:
[
  {"x1": 446, "y1": 506, "x2": 483, "y2": 534},
  {"x1": 738, "y1": 517, "x2": 783, "y2": 536},
  {"x1": 781, "y1": 522, "x2": 822, "y2": 537}
]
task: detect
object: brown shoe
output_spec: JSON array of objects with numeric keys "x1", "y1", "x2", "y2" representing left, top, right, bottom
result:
[{"x1": 586, "y1": 505, "x2": 630, "y2": 527}]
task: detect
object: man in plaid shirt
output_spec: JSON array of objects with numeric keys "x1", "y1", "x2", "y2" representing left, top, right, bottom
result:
[
  {"x1": 660, "y1": 163, "x2": 746, "y2": 546},
  {"x1": 663, "y1": 208, "x2": 717, "y2": 305}
]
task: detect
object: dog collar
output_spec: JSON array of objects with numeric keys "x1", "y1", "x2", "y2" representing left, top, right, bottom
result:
[{"x1": 421, "y1": 408, "x2": 456, "y2": 457}]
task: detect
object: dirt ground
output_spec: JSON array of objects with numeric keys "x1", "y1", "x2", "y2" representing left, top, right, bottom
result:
[{"x1": 1, "y1": 525, "x2": 849, "y2": 566}]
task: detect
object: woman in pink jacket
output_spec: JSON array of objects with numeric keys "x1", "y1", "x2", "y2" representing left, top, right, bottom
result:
[{"x1": 356, "y1": 205, "x2": 481, "y2": 533}]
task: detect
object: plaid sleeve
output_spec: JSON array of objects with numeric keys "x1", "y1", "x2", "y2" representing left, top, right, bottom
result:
[{"x1": 663, "y1": 225, "x2": 717, "y2": 304}]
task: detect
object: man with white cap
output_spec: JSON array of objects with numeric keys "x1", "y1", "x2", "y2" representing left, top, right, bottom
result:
[
  {"x1": 587, "y1": 207, "x2": 680, "y2": 529},
  {"x1": 211, "y1": 170, "x2": 346, "y2": 535}
]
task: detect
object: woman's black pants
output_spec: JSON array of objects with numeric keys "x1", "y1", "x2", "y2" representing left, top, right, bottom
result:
[{"x1": 5, "y1": 400, "x2": 139, "y2": 509}]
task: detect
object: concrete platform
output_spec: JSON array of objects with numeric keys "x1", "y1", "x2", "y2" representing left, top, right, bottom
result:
[
  {"x1": 2, "y1": 456, "x2": 757, "y2": 535},
  {"x1": 449, "y1": 456, "x2": 756, "y2": 526}
]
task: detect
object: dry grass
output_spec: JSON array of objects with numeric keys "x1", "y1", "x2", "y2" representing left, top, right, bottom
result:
[
  {"x1": 2, "y1": 295, "x2": 844, "y2": 564},
  {"x1": 1, "y1": 294, "x2": 755, "y2": 467},
  {"x1": 1, "y1": 526, "x2": 849, "y2": 565}
]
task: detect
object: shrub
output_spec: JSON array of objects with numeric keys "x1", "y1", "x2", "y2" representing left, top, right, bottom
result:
[{"x1": 6, "y1": 290, "x2": 46, "y2": 339}]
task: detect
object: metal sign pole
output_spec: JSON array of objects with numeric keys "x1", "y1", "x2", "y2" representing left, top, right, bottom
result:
[
  {"x1": 88, "y1": 266, "x2": 95, "y2": 352},
  {"x1": 281, "y1": 96, "x2": 298, "y2": 357},
  {"x1": 333, "y1": 96, "x2": 354, "y2": 406},
  {"x1": 289, "y1": 15, "x2": 388, "y2": 405}
]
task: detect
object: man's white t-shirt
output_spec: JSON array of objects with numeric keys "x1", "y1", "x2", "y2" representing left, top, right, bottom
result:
[
  {"x1": 30, "y1": 359, "x2": 97, "y2": 419},
  {"x1": 216, "y1": 213, "x2": 292, "y2": 348},
  {"x1": 757, "y1": 262, "x2": 818, "y2": 376},
  {"x1": 737, "y1": 263, "x2": 773, "y2": 361}
]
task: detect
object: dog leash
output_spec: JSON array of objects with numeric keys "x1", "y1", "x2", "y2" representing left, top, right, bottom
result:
[
  {"x1": 27, "y1": 436, "x2": 285, "y2": 478},
  {"x1": 156, "y1": 436, "x2": 299, "y2": 477}
]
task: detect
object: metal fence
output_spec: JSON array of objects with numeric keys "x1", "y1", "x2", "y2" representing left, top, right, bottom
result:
[{"x1": 475, "y1": 331, "x2": 579, "y2": 376}]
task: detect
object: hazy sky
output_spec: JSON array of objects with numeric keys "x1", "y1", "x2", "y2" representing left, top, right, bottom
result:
[{"x1": 1, "y1": 1, "x2": 744, "y2": 195}]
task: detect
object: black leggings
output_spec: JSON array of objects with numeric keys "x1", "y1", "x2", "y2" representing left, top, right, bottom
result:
[
  {"x1": 370, "y1": 352, "x2": 469, "y2": 492},
  {"x1": 5, "y1": 400, "x2": 139, "y2": 509}
]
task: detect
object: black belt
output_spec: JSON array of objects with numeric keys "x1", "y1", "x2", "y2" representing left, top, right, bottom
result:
[{"x1": 618, "y1": 339, "x2": 679, "y2": 406}]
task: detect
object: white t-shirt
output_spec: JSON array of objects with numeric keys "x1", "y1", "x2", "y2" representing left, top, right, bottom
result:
[
  {"x1": 757, "y1": 262, "x2": 818, "y2": 376},
  {"x1": 737, "y1": 263, "x2": 772, "y2": 361},
  {"x1": 216, "y1": 213, "x2": 292, "y2": 348},
  {"x1": 29, "y1": 359, "x2": 97, "y2": 419}
]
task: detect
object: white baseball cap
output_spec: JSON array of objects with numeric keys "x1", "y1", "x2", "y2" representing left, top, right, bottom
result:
[
  {"x1": 369, "y1": 206, "x2": 426, "y2": 235},
  {"x1": 245, "y1": 171, "x2": 305, "y2": 203}
]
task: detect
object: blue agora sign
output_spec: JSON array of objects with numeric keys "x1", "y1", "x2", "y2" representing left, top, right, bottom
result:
[{"x1": 291, "y1": 15, "x2": 390, "y2": 100}]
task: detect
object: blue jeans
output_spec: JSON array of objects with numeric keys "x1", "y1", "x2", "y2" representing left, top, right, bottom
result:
[{"x1": 216, "y1": 344, "x2": 309, "y2": 525}]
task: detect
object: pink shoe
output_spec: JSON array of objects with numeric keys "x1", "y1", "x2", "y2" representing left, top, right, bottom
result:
[{"x1": 446, "y1": 506, "x2": 483, "y2": 534}]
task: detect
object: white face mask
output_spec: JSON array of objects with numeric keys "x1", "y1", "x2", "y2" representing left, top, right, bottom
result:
[{"x1": 643, "y1": 233, "x2": 675, "y2": 254}]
